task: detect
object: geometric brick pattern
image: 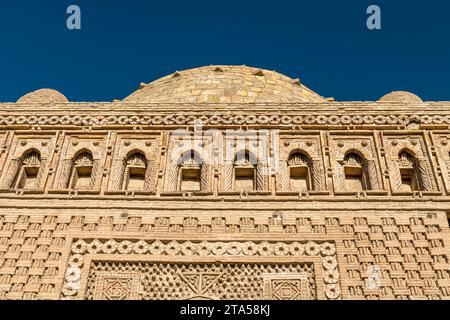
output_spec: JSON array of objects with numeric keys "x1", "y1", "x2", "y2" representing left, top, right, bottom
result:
[
  {"x1": 86, "y1": 262, "x2": 316, "y2": 300},
  {"x1": 1, "y1": 65, "x2": 450, "y2": 300},
  {"x1": 0, "y1": 213, "x2": 449, "y2": 300}
]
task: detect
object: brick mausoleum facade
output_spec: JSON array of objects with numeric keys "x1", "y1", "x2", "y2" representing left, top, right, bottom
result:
[{"x1": 0, "y1": 65, "x2": 449, "y2": 300}]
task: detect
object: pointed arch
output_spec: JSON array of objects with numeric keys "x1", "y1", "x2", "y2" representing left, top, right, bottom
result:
[
  {"x1": 396, "y1": 149, "x2": 420, "y2": 191},
  {"x1": 123, "y1": 150, "x2": 150, "y2": 191},
  {"x1": 233, "y1": 150, "x2": 257, "y2": 191},
  {"x1": 12, "y1": 149, "x2": 44, "y2": 190},
  {"x1": 287, "y1": 150, "x2": 312, "y2": 191},
  {"x1": 341, "y1": 151, "x2": 370, "y2": 191},
  {"x1": 69, "y1": 149, "x2": 94, "y2": 190},
  {"x1": 176, "y1": 150, "x2": 207, "y2": 192},
  {"x1": 22, "y1": 149, "x2": 41, "y2": 165}
]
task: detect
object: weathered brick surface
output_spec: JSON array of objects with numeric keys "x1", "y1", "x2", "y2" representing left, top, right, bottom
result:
[{"x1": 0, "y1": 65, "x2": 449, "y2": 300}]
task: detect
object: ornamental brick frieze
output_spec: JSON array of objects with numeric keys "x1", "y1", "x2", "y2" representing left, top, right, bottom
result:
[
  {"x1": 0, "y1": 113, "x2": 449, "y2": 128},
  {"x1": 63, "y1": 239, "x2": 339, "y2": 300}
]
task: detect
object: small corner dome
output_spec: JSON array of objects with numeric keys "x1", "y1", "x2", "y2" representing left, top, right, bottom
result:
[
  {"x1": 378, "y1": 91, "x2": 423, "y2": 103},
  {"x1": 16, "y1": 88, "x2": 69, "y2": 104}
]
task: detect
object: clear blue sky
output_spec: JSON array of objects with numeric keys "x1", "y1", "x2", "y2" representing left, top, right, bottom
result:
[{"x1": 1, "y1": 0, "x2": 449, "y2": 102}]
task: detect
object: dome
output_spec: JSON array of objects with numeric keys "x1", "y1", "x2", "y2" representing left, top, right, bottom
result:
[
  {"x1": 17, "y1": 88, "x2": 69, "y2": 104},
  {"x1": 378, "y1": 91, "x2": 423, "y2": 103},
  {"x1": 124, "y1": 65, "x2": 326, "y2": 103}
]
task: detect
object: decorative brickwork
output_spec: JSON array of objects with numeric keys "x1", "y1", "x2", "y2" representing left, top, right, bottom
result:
[{"x1": 0, "y1": 65, "x2": 449, "y2": 300}]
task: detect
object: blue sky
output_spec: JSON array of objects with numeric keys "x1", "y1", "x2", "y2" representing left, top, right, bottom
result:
[{"x1": 0, "y1": 0, "x2": 449, "y2": 102}]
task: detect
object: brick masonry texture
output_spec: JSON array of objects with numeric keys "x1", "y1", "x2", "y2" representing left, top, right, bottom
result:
[{"x1": 0, "y1": 65, "x2": 449, "y2": 300}]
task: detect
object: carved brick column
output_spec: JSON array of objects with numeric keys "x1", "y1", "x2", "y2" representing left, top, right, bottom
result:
[
  {"x1": 276, "y1": 160, "x2": 289, "y2": 191},
  {"x1": 389, "y1": 160, "x2": 402, "y2": 191},
  {"x1": 56, "y1": 159, "x2": 73, "y2": 189},
  {"x1": 311, "y1": 159, "x2": 323, "y2": 191},
  {"x1": 1, "y1": 158, "x2": 20, "y2": 189},
  {"x1": 366, "y1": 159, "x2": 380, "y2": 190},
  {"x1": 109, "y1": 159, "x2": 125, "y2": 191},
  {"x1": 143, "y1": 160, "x2": 153, "y2": 191},
  {"x1": 224, "y1": 162, "x2": 233, "y2": 191},
  {"x1": 256, "y1": 160, "x2": 268, "y2": 191},
  {"x1": 417, "y1": 159, "x2": 435, "y2": 191},
  {"x1": 166, "y1": 160, "x2": 178, "y2": 191},
  {"x1": 90, "y1": 159, "x2": 103, "y2": 190},
  {"x1": 445, "y1": 160, "x2": 450, "y2": 191},
  {"x1": 335, "y1": 161, "x2": 345, "y2": 191},
  {"x1": 200, "y1": 163, "x2": 210, "y2": 192},
  {"x1": 36, "y1": 159, "x2": 47, "y2": 189}
]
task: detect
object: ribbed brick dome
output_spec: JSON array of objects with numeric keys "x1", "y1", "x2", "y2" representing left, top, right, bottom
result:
[
  {"x1": 17, "y1": 88, "x2": 69, "y2": 104},
  {"x1": 378, "y1": 91, "x2": 423, "y2": 103},
  {"x1": 124, "y1": 65, "x2": 326, "y2": 103}
]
